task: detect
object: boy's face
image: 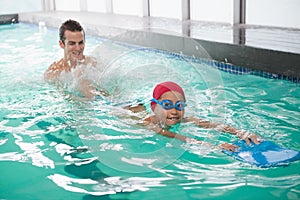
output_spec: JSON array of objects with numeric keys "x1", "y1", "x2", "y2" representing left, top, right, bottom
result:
[
  {"x1": 59, "y1": 30, "x2": 85, "y2": 64},
  {"x1": 154, "y1": 91, "x2": 185, "y2": 127}
]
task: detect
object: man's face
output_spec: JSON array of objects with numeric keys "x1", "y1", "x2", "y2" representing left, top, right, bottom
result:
[{"x1": 59, "y1": 30, "x2": 85, "y2": 64}]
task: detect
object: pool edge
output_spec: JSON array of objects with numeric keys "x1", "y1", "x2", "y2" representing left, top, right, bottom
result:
[{"x1": 14, "y1": 12, "x2": 300, "y2": 81}]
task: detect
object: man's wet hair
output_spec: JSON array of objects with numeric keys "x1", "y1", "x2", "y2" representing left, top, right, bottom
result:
[{"x1": 59, "y1": 19, "x2": 85, "y2": 44}]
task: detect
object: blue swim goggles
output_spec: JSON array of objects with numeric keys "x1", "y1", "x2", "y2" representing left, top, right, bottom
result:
[{"x1": 151, "y1": 98, "x2": 187, "y2": 111}]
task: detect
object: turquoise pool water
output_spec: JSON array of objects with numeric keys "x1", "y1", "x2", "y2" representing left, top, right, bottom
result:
[{"x1": 0, "y1": 23, "x2": 299, "y2": 200}]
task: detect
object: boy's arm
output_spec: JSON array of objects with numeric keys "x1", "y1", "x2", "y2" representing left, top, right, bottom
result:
[
  {"x1": 146, "y1": 122, "x2": 239, "y2": 152},
  {"x1": 184, "y1": 117, "x2": 262, "y2": 145}
]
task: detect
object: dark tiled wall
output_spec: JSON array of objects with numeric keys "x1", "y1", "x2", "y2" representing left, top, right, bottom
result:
[{"x1": 0, "y1": 14, "x2": 18, "y2": 24}]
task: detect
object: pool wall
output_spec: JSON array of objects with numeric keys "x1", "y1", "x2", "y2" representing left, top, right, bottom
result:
[
  {"x1": 11, "y1": 12, "x2": 300, "y2": 82},
  {"x1": 112, "y1": 30, "x2": 300, "y2": 82}
]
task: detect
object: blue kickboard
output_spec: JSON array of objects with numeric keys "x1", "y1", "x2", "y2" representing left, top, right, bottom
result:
[{"x1": 223, "y1": 140, "x2": 300, "y2": 167}]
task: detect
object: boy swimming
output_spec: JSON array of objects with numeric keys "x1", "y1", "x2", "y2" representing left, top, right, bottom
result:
[{"x1": 125, "y1": 81, "x2": 262, "y2": 151}]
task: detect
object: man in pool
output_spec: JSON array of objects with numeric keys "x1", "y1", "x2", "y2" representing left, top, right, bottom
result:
[
  {"x1": 125, "y1": 81, "x2": 262, "y2": 151},
  {"x1": 44, "y1": 19, "x2": 107, "y2": 99}
]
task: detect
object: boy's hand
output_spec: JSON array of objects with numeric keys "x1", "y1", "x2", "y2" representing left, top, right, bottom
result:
[
  {"x1": 236, "y1": 131, "x2": 263, "y2": 145},
  {"x1": 219, "y1": 143, "x2": 240, "y2": 152},
  {"x1": 245, "y1": 133, "x2": 263, "y2": 145}
]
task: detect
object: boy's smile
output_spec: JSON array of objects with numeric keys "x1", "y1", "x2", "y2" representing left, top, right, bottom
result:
[{"x1": 154, "y1": 91, "x2": 185, "y2": 127}]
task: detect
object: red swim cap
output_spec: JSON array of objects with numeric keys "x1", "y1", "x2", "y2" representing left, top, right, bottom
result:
[{"x1": 151, "y1": 81, "x2": 185, "y2": 111}]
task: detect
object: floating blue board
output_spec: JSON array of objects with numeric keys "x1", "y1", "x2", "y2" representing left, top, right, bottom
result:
[{"x1": 223, "y1": 140, "x2": 300, "y2": 167}]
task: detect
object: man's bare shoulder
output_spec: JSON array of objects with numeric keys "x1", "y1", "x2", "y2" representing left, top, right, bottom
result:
[
  {"x1": 47, "y1": 59, "x2": 64, "y2": 71},
  {"x1": 44, "y1": 59, "x2": 64, "y2": 81}
]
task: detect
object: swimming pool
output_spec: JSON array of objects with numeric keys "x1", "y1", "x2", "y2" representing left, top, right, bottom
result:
[{"x1": 0, "y1": 23, "x2": 299, "y2": 200}]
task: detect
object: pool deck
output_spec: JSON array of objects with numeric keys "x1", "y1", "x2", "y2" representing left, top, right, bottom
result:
[{"x1": 17, "y1": 11, "x2": 300, "y2": 80}]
